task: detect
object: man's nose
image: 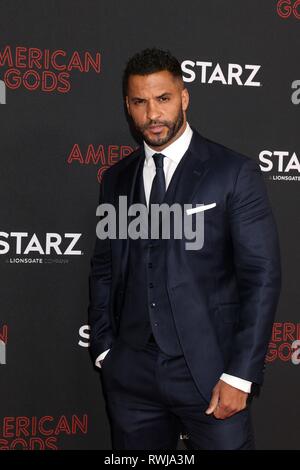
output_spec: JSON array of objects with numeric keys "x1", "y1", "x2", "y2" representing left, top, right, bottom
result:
[{"x1": 146, "y1": 101, "x2": 161, "y2": 121}]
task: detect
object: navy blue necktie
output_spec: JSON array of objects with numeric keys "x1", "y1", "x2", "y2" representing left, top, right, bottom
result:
[
  {"x1": 149, "y1": 153, "x2": 166, "y2": 206},
  {"x1": 148, "y1": 153, "x2": 166, "y2": 238}
]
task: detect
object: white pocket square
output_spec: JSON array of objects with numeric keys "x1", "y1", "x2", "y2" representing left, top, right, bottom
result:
[{"x1": 186, "y1": 203, "x2": 216, "y2": 216}]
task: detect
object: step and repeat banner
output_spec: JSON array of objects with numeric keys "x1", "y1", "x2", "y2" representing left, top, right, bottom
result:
[{"x1": 0, "y1": 0, "x2": 299, "y2": 450}]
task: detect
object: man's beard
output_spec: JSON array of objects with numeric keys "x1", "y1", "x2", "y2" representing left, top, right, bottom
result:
[{"x1": 136, "y1": 108, "x2": 184, "y2": 148}]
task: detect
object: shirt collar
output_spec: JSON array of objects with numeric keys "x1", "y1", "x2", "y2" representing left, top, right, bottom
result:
[{"x1": 143, "y1": 122, "x2": 193, "y2": 166}]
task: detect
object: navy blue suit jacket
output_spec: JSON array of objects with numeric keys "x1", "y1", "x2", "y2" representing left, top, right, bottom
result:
[{"x1": 88, "y1": 129, "x2": 281, "y2": 401}]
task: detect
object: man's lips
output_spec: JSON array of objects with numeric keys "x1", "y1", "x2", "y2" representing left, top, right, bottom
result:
[{"x1": 147, "y1": 125, "x2": 166, "y2": 134}]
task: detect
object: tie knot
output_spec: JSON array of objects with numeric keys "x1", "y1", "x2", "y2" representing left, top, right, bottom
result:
[{"x1": 152, "y1": 153, "x2": 165, "y2": 169}]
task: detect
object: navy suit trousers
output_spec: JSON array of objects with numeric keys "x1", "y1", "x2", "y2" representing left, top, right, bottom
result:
[{"x1": 100, "y1": 337, "x2": 255, "y2": 450}]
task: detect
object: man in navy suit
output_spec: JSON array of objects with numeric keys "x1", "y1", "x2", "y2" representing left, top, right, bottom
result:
[{"x1": 88, "y1": 48, "x2": 281, "y2": 450}]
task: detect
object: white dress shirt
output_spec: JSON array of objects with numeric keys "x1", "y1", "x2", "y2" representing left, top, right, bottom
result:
[{"x1": 95, "y1": 122, "x2": 252, "y2": 394}]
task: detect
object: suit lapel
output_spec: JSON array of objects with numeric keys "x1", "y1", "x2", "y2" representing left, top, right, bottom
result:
[
  {"x1": 164, "y1": 129, "x2": 211, "y2": 207},
  {"x1": 115, "y1": 148, "x2": 144, "y2": 206},
  {"x1": 115, "y1": 147, "x2": 145, "y2": 284}
]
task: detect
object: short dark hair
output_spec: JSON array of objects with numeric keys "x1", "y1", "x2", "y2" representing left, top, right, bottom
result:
[{"x1": 123, "y1": 47, "x2": 183, "y2": 95}]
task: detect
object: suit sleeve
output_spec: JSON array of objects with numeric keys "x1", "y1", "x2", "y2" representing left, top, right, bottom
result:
[
  {"x1": 226, "y1": 158, "x2": 281, "y2": 384},
  {"x1": 88, "y1": 173, "x2": 116, "y2": 363}
]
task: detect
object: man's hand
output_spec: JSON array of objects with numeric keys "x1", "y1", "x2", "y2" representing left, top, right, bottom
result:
[{"x1": 205, "y1": 379, "x2": 248, "y2": 419}]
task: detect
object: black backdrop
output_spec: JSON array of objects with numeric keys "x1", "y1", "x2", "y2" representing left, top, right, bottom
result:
[{"x1": 0, "y1": 0, "x2": 299, "y2": 450}]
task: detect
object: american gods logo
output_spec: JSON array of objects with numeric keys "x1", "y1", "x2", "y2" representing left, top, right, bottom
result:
[{"x1": 0, "y1": 45, "x2": 101, "y2": 94}]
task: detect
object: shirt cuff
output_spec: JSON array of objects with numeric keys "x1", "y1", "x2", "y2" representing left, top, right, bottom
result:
[
  {"x1": 95, "y1": 349, "x2": 110, "y2": 369},
  {"x1": 220, "y1": 373, "x2": 252, "y2": 393}
]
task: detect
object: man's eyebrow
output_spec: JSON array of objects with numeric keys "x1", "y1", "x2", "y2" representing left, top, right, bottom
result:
[
  {"x1": 130, "y1": 92, "x2": 172, "y2": 101},
  {"x1": 130, "y1": 96, "x2": 146, "y2": 101},
  {"x1": 157, "y1": 92, "x2": 172, "y2": 98}
]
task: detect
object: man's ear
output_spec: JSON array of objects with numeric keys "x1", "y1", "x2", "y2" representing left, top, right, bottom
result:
[{"x1": 181, "y1": 87, "x2": 189, "y2": 112}]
